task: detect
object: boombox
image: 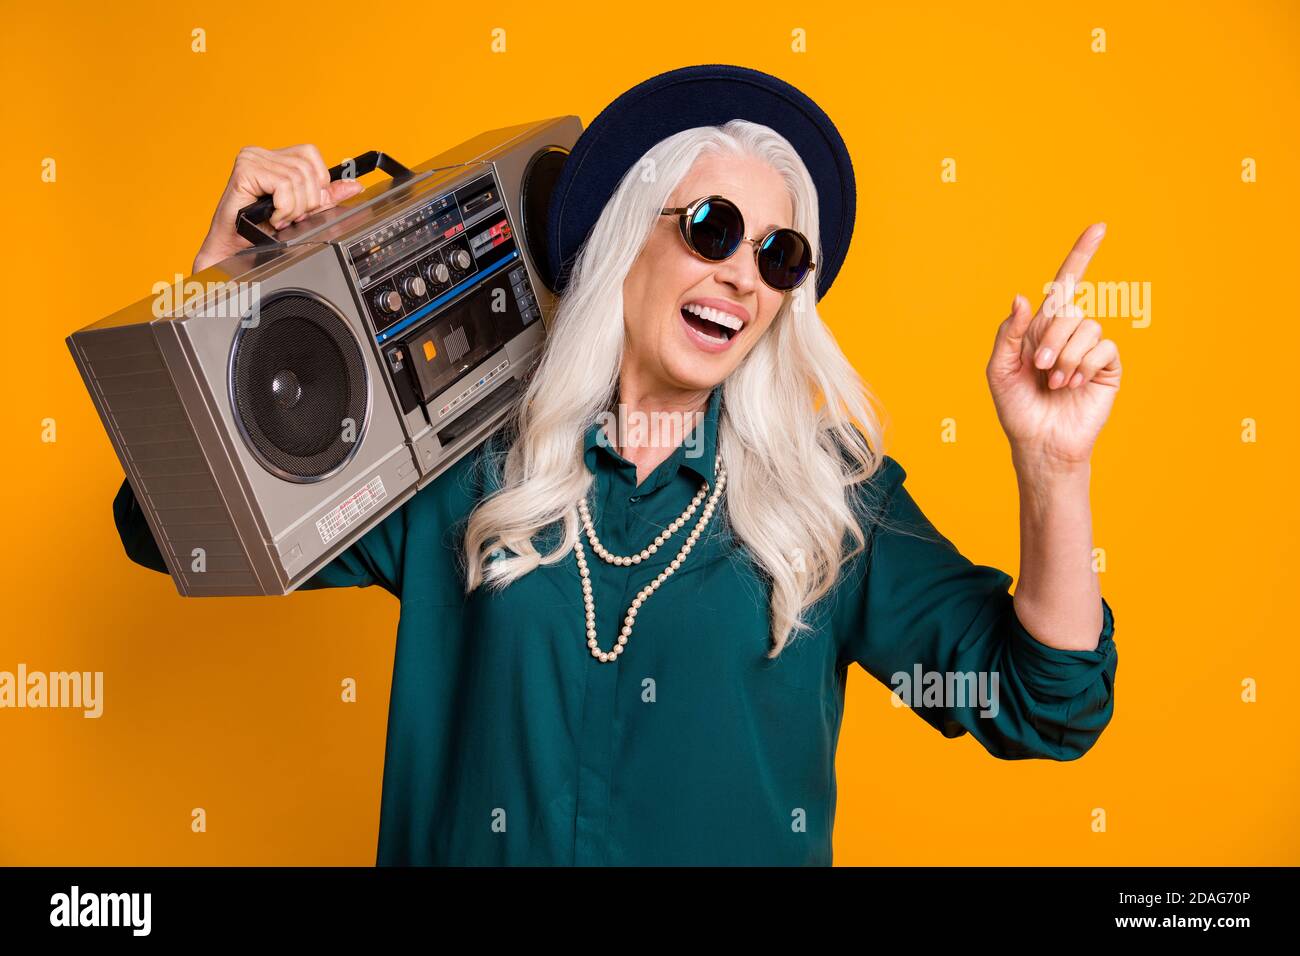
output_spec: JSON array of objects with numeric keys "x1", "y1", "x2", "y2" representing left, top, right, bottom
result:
[{"x1": 67, "y1": 117, "x2": 582, "y2": 596}]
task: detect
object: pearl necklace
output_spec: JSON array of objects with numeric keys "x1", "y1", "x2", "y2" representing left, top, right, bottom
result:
[{"x1": 575, "y1": 453, "x2": 726, "y2": 662}]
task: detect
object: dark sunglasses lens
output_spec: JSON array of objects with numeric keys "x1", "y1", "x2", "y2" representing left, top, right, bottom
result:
[
  {"x1": 757, "y1": 230, "x2": 812, "y2": 290},
  {"x1": 688, "y1": 199, "x2": 743, "y2": 260}
]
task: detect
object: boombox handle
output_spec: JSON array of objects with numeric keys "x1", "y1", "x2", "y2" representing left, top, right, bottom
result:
[{"x1": 235, "y1": 150, "x2": 414, "y2": 248}]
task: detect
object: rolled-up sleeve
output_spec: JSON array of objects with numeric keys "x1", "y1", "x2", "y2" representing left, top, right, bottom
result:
[
  {"x1": 296, "y1": 504, "x2": 407, "y2": 596},
  {"x1": 112, "y1": 476, "x2": 170, "y2": 576},
  {"x1": 835, "y1": 455, "x2": 1118, "y2": 761}
]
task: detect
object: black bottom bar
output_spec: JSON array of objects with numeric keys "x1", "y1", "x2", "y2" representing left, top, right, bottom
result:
[{"x1": 0, "y1": 866, "x2": 1291, "y2": 941}]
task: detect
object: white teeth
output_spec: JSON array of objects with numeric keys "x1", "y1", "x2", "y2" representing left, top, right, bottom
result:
[
  {"x1": 682, "y1": 302, "x2": 743, "y2": 331},
  {"x1": 689, "y1": 323, "x2": 728, "y2": 344}
]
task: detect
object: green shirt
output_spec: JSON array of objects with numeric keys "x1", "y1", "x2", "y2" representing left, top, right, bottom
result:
[{"x1": 113, "y1": 383, "x2": 1117, "y2": 865}]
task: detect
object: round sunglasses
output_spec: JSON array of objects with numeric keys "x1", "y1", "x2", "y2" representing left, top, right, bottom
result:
[{"x1": 659, "y1": 195, "x2": 816, "y2": 293}]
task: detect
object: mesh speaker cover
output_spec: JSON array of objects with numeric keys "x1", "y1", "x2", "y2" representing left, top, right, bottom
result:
[
  {"x1": 521, "y1": 146, "x2": 568, "y2": 293},
  {"x1": 230, "y1": 292, "x2": 368, "y2": 482}
]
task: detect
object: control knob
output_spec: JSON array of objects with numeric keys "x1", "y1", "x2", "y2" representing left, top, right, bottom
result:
[
  {"x1": 374, "y1": 290, "x2": 403, "y2": 315},
  {"x1": 425, "y1": 260, "x2": 450, "y2": 285}
]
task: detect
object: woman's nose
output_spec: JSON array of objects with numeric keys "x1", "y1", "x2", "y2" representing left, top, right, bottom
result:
[{"x1": 713, "y1": 243, "x2": 759, "y2": 293}]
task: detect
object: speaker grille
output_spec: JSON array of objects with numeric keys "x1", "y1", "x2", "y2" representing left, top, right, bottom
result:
[
  {"x1": 230, "y1": 292, "x2": 368, "y2": 482},
  {"x1": 521, "y1": 146, "x2": 568, "y2": 293}
]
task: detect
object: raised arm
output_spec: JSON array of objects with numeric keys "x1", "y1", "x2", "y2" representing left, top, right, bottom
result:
[
  {"x1": 106, "y1": 143, "x2": 388, "y2": 593},
  {"x1": 836, "y1": 456, "x2": 1118, "y2": 761}
]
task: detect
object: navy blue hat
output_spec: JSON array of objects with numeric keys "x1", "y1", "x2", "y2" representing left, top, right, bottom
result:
[{"x1": 543, "y1": 63, "x2": 856, "y2": 303}]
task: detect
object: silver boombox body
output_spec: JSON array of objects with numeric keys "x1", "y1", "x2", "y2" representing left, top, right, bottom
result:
[{"x1": 67, "y1": 117, "x2": 582, "y2": 596}]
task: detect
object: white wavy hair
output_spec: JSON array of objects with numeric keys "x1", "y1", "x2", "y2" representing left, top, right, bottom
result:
[{"x1": 461, "y1": 118, "x2": 892, "y2": 657}]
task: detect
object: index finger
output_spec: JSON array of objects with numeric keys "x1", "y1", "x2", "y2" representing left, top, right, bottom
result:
[
  {"x1": 282, "y1": 143, "x2": 331, "y2": 190},
  {"x1": 1041, "y1": 222, "x2": 1107, "y2": 317}
]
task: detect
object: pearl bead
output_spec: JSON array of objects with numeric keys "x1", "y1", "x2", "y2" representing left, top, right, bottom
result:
[{"x1": 575, "y1": 454, "x2": 725, "y2": 663}]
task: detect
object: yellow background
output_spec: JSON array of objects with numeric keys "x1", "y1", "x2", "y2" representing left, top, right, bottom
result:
[{"x1": 2, "y1": 0, "x2": 1296, "y2": 865}]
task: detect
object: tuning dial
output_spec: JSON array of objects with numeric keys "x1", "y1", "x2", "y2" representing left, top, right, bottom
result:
[
  {"x1": 402, "y1": 275, "x2": 427, "y2": 299},
  {"x1": 374, "y1": 290, "x2": 403, "y2": 315},
  {"x1": 425, "y1": 260, "x2": 450, "y2": 285},
  {"x1": 450, "y1": 249, "x2": 472, "y2": 270}
]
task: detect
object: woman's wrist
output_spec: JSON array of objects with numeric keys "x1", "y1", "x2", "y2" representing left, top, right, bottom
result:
[{"x1": 1010, "y1": 443, "x2": 1092, "y2": 486}]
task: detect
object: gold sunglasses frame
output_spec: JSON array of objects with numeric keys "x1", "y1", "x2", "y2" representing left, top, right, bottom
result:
[{"x1": 659, "y1": 195, "x2": 816, "y2": 293}]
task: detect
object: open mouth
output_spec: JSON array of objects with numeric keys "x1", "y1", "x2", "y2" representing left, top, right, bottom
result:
[{"x1": 680, "y1": 302, "x2": 744, "y2": 346}]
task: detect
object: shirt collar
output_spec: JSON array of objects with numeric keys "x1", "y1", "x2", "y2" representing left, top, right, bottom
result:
[{"x1": 583, "y1": 384, "x2": 723, "y2": 491}]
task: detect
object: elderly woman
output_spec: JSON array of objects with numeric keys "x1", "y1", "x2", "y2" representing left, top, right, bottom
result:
[{"x1": 114, "y1": 64, "x2": 1120, "y2": 865}]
